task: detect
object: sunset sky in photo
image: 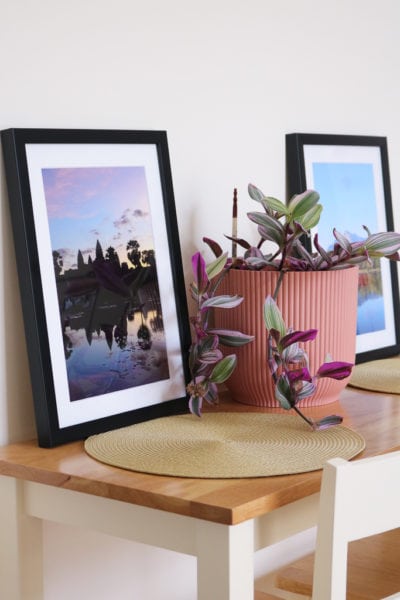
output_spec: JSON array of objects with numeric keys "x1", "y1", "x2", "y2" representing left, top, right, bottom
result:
[{"x1": 42, "y1": 165, "x2": 155, "y2": 271}]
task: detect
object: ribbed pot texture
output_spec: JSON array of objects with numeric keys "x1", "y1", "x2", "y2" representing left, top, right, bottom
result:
[{"x1": 214, "y1": 267, "x2": 359, "y2": 407}]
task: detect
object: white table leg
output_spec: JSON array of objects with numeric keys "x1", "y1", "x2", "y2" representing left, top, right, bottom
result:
[
  {"x1": 196, "y1": 519, "x2": 254, "y2": 600},
  {"x1": 0, "y1": 475, "x2": 43, "y2": 600}
]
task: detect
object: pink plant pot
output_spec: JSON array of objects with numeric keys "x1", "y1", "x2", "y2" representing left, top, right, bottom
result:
[{"x1": 214, "y1": 267, "x2": 359, "y2": 407}]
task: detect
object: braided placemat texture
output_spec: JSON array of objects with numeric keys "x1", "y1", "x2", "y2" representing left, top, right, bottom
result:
[
  {"x1": 349, "y1": 356, "x2": 400, "y2": 394},
  {"x1": 84, "y1": 413, "x2": 365, "y2": 479}
]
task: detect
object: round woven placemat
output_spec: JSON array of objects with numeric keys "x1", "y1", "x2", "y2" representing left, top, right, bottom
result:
[
  {"x1": 84, "y1": 413, "x2": 365, "y2": 478},
  {"x1": 349, "y1": 356, "x2": 400, "y2": 394}
]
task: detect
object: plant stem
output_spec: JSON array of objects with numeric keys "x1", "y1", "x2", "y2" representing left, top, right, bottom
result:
[
  {"x1": 293, "y1": 405, "x2": 315, "y2": 429},
  {"x1": 267, "y1": 335, "x2": 278, "y2": 384},
  {"x1": 211, "y1": 263, "x2": 231, "y2": 294},
  {"x1": 273, "y1": 269, "x2": 286, "y2": 300}
]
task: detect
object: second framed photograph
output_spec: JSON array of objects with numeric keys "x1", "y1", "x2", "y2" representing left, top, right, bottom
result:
[
  {"x1": 286, "y1": 132, "x2": 400, "y2": 363},
  {"x1": 1, "y1": 128, "x2": 191, "y2": 447}
]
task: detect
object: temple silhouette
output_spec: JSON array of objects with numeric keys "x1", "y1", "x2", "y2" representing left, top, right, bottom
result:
[{"x1": 53, "y1": 239, "x2": 163, "y2": 358}]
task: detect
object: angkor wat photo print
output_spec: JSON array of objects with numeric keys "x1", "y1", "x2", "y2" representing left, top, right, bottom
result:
[{"x1": 43, "y1": 165, "x2": 169, "y2": 402}]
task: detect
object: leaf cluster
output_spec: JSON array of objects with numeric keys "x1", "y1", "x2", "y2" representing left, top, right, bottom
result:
[
  {"x1": 206, "y1": 184, "x2": 400, "y2": 272},
  {"x1": 264, "y1": 296, "x2": 352, "y2": 430},
  {"x1": 187, "y1": 252, "x2": 254, "y2": 416}
]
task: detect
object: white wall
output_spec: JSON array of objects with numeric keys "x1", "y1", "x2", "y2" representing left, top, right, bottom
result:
[{"x1": 1, "y1": 0, "x2": 399, "y2": 597}]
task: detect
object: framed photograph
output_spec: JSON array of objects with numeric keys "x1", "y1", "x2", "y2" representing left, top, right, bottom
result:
[
  {"x1": 286, "y1": 133, "x2": 400, "y2": 363},
  {"x1": 1, "y1": 128, "x2": 191, "y2": 447}
]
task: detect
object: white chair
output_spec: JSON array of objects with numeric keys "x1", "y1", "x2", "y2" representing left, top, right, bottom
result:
[{"x1": 273, "y1": 451, "x2": 400, "y2": 599}]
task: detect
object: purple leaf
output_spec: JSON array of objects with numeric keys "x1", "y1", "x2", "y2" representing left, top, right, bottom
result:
[
  {"x1": 246, "y1": 246, "x2": 265, "y2": 259},
  {"x1": 192, "y1": 252, "x2": 209, "y2": 295},
  {"x1": 284, "y1": 257, "x2": 310, "y2": 270},
  {"x1": 317, "y1": 361, "x2": 353, "y2": 380},
  {"x1": 202, "y1": 237, "x2": 223, "y2": 258},
  {"x1": 224, "y1": 234, "x2": 252, "y2": 250},
  {"x1": 280, "y1": 329, "x2": 318, "y2": 349},
  {"x1": 287, "y1": 368, "x2": 312, "y2": 384},
  {"x1": 245, "y1": 255, "x2": 271, "y2": 269}
]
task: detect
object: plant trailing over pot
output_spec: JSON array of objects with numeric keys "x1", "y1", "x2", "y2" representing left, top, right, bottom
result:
[
  {"x1": 187, "y1": 185, "x2": 400, "y2": 429},
  {"x1": 263, "y1": 295, "x2": 353, "y2": 429},
  {"x1": 187, "y1": 251, "x2": 254, "y2": 417}
]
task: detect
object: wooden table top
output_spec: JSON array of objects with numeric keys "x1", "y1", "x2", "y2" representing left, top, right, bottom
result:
[{"x1": 0, "y1": 387, "x2": 399, "y2": 525}]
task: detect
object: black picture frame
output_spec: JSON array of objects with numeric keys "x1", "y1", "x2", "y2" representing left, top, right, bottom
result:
[
  {"x1": 1, "y1": 128, "x2": 191, "y2": 447},
  {"x1": 286, "y1": 132, "x2": 400, "y2": 363}
]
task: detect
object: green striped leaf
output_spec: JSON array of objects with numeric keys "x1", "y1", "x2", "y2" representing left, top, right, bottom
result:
[
  {"x1": 263, "y1": 295, "x2": 286, "y2": 338},
  {"x1": 209, "y1": 355, "x2": 237, "y2": 383}
]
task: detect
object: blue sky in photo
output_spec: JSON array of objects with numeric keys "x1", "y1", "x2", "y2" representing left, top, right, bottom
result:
[{"x1": 312, "y1": 162, "x2": 378, "y2": 247}]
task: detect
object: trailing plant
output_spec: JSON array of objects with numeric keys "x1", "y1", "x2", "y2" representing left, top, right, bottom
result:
[
  {"x1": 186, "y1": 251, "x2": 254, "y2": 417},
  {"x1": 189, "y1": 185, "x2": 400, "y2": 428},
  {"x1": 264, "y1": 295, "x2": 352, "y2": 430}
]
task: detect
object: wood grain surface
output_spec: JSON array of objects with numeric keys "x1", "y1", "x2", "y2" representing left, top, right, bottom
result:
[{"x1": 0, "y1": 388, "x2": 399, "y2": 525}]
